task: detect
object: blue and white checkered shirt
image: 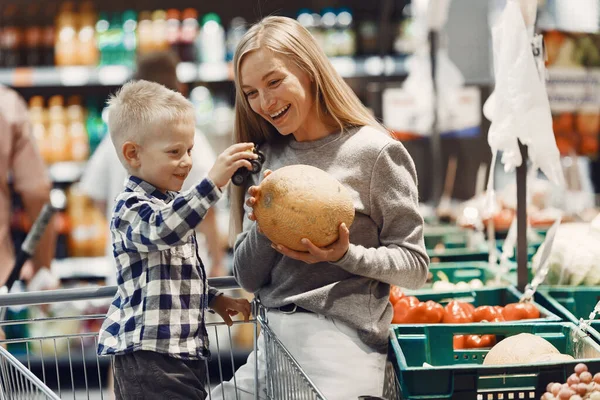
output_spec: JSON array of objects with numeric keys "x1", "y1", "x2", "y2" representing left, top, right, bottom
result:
[{"x1": 97, "y1": 175, "x2": 222, "y2": 360}]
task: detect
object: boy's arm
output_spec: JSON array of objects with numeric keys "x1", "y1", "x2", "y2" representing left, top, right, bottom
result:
[
  {"x1": 207, "y1": 286, "x2": 222, "y2": 306},
  {"x1": 114, "y1": 178, "x2": 222, "y2": 252}
]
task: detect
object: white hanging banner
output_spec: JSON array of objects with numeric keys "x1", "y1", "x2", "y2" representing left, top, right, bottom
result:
[{"x1": 382, "y1": 86, "x2": 481, "y2": 138}]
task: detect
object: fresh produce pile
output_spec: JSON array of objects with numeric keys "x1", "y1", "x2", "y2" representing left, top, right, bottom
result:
[
  {"x1": 426, "y1": 269, "x2": 505, "y2": 291},
  {"x1": 531, "y1": 222, "x2": 600, "y2": 286},
  {"x1": 390, "y1": 286, "x2": 540, "y2": 324},
  {"x1": 541, "y1": 363, "x2": 600, "y2": 399},
  {"x1": 390, "y1": 286, "x2": 541, "y2": 349}
]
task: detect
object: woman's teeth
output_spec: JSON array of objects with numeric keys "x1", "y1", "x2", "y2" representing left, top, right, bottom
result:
[{"x1": 270, "y1": 104, "x2": 290, "y2": 119}]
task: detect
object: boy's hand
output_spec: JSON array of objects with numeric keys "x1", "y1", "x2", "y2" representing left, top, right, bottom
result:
[
  {"x1": 210, "y1": 295, "x2": 251, "y2": 326},
  {"x1": 208, "y1": 143, "x2": 257, "y2": 188}
]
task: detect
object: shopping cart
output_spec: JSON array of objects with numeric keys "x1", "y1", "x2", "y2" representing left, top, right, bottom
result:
[
  {"x1": 0, "y1": 277, "x2": 331, "y2": 400},
  {"x1": 0, "y1": 201, "x2": 400, "y2": 399}
]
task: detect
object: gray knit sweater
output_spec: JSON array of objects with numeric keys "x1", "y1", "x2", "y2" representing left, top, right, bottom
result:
[{"x1": 233, "y1": 125, "x2": 429, "y2": 352}]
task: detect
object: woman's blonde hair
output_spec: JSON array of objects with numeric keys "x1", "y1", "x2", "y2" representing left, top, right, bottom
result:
[{"x1": 229, "y1": 16, "x2": 387, "y2": 245}]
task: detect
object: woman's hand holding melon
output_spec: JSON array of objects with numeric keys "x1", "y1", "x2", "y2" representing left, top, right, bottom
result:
[
  {"x1": 246, "y1": 170, "x2": 273, "y2": 233},
  {"x1": 246, "y1": 172, "x2": 350, "y2": 262},
  {"x1": 270, "y1": 223, "x2": 350, "y2": 264}
]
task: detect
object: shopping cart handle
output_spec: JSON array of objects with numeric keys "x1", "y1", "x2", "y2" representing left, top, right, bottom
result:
[{"x1": 2, "y1": 203, "x2": 56, "y2": 292}]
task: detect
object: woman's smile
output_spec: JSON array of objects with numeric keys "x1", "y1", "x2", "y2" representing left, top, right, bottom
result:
[{"x1": 269, "y1": 104, "x2": 291, "y2": 123}]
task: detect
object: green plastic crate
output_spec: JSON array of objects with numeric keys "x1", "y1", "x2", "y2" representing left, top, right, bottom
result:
[
  {"x1": 427, "y1": 247, "x2": 490, "y2": 263},
  {"x1": 495, "y1": 239, "x2": 540, "y2": 262},
  {"x1": 403, "y1": 285, "x2": 561, "y2": 323},
  {"x1": 424, "y1": 225, "x2": 471, "y2": 250},
  {"x1": 494, "y1": 227, "x2": 548, "y2": 240},
  {"x1": 426, "y1": 261, "x2": 538, "y2": 297},
  {"x1": 535, "y1": 287, "x2": 600, "y2": 338},
  {"x1": 425, "y1": 262, "x2": 509, "y2": 289},
  {"x1": 390, "y1": 321, "x2": 600, "y2": 399}
]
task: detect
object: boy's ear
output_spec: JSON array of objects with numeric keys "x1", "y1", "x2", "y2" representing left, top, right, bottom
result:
[{"x1": 122, "y1": 141, "x2": 141, "y2": 169}]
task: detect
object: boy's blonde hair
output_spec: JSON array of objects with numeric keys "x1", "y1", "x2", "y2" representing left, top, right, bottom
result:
[
  {"x1": 107, "y1": 79, "x2": 195, "y2": 168},
  {"x1": 229, "y1": 16, "x2": 388, "y2": 245}
]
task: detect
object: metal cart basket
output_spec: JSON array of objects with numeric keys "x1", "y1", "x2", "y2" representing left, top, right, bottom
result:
[{"x1": 0, "y1": 277, "x2": 328, "y2": 400}]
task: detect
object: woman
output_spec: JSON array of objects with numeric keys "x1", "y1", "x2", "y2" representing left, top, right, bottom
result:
[{"x1": 217, "y1": 16, "x2": 429, "y2": 399}]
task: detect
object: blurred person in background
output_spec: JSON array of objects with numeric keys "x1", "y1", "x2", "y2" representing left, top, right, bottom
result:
[
  {"x1": 0, "y1": 85, "x2": 56, "y2": 286},
  {"x1": 79, "y1": 50, "x2": 228, "y2": 280}
]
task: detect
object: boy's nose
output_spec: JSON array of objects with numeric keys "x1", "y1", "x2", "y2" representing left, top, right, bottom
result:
[{"x1": 180, "y1": 153, "x2": 192, "y2": 167}]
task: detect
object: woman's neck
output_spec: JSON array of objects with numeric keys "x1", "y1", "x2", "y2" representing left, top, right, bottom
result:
[{"x1": 293, "y1": 113, "x2": 339, "y2": 142}]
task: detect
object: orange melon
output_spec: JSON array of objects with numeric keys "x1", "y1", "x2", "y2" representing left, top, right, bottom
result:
[
  {"x1": 253, "y1": 165, "x2": 355, "y2": 252},
  {"x1": 483, "y1": 333, "x2": 562, "y2": 365}
]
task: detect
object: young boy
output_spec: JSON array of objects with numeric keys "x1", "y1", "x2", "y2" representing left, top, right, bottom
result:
[{"x1": 97, "y1": 80, "x2": 256, "y2": 400}]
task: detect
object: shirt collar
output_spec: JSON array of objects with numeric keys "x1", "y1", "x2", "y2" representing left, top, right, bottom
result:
[{"x1": 125, "y1": 175, "x2": 174, "y2": 201}]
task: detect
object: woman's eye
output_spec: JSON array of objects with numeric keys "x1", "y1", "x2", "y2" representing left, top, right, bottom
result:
[
  {"x1": 269, "y1": 79, "x2": 281, "y2": 87},
  {"x1": 169, "y1": 150, "x2": 179, "y2": 155},
  {"x1": 245, "y1": 91, "x2": 257, "y2": 98}
]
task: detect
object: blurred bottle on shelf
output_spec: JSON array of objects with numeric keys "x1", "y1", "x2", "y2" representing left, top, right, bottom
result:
[
  {"x1": 151, "y1": 10, "x2": 169, "y2": 52},
  {"x1": 1, "y1": 3, "x2": 23, "y2": 67},
  {"x1": 47, "y1": 95, "x2": 70, "y2": 163},
  {"x1": 29, "y1": 96, "x2": 52, "y2": 164},
  {"x1": 320, "y1": 8, "x2": 338, "y2": 57},
  {"x1": 166, "y1": 9, "x2": 182, "y2": 56},
  {"x1": 96, "y1": 11, "x2": 136, "y2": 67},
  {"x1": 77, "y1": 1, "x2": 98, "y2": 65},
  {"x1": 197, "y1": 12, "x2": 226, "y2": 63},
  {"x1": 29, "y1": 94, "x2": 107, "y2": 164},
  {"x1": 41, "y1": 3, "x2": 57, "y2": 66},
  {"x1": 393, "y1": 4, "x2": 417, "y2": 56},
  {"x1": 55, "y1": 2, "x2": 78, "y2": 66},
  {"x1": 66, "y1": 185, "x2": 107, "y2": 258},
  {"x1": 85, "y1": 98, "x2": 108, "y2": 155},
  {"x1": 66, "y1": 95, "x2": 89, "y2": 162},
  {"x1": 190, "y1": 85, "x2": 215, "y2": 129},
  {"x1": 226, "y1": 16, "x2": 247, "y2": 62},
  {"x1": 179, "y1": 8, "x2": 199, "y2": 62},
  {"x1": 137, "y1": 11, "x2": 153, "y2": 54},
  {"x1": 107, "y1": 13, "x2": 125, "y2": 66},
  {"x1": 95, "y1": 12, "x2": 110, "y2": 64},
  {"x1": 297, "y1": 9, "x2": 325, "y2": 52},
  {"x1": 358, "y1": 20, "x2": 379, "y2": 56},
  {"x1": 335, "y1": 8, "x2": 356, "y2": 57},
  {"x1": 23, "y1": 3, "x2": 43, "y2": 66},
  {"x1": 122, "y1": 10, "x2": 138, "y2": 67}
]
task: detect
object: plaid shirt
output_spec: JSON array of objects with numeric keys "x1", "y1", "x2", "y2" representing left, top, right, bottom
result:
[{"x1": 97, "y1": 175, "x2": 222, "y2": 360}]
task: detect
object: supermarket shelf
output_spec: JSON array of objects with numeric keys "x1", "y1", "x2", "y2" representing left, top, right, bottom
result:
[
  {"x1": 51, "y1": 257, "x2": 112, "y2": 281},
  {"x1": 8, "y1": 161, "x2": 85, "y2": 185},
  {"x1": 0, "y1": 65, "x2": 132, "y2": 88},
  {"x1": 48, "y1": 161, "x2": 87, "y2": 183},
  {"x1": 0, "y1": 56, "x2": 407, "y2": 88}
]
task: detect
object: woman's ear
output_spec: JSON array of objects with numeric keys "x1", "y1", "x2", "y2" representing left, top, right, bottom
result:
[{"x1": 122, "y1": 141, "x2": 141, "y2": 169}]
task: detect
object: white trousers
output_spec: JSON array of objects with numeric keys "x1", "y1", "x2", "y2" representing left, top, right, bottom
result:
[{"x1": 210, "y1": 310, "x2": 386, "y2": 400}]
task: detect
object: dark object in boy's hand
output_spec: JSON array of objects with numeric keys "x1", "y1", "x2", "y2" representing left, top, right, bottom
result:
[{"x1": 232, "y1": 147, "x2": 265, "y2": 186}]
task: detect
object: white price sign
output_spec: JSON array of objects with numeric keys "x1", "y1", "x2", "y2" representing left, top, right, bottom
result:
[
  {"x1": 382, "y1": 87, "x2": 481, "y2": 137},
  {"x1": 546, "y1": 67, "x2": 600, "y2": 112}
]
